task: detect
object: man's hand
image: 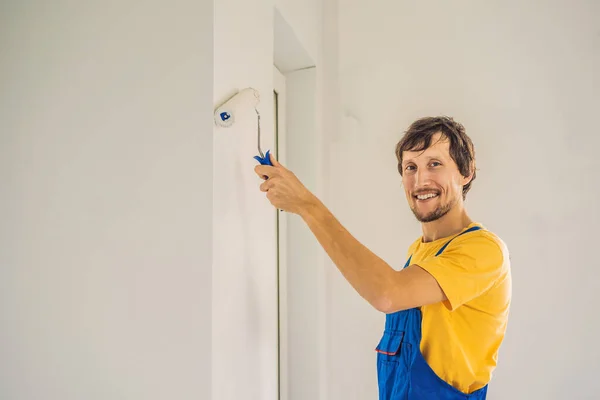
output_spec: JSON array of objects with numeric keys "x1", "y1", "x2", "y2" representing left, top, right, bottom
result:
[{"x1": 254, "y1": 152, "x2": 316, "y2": 215}]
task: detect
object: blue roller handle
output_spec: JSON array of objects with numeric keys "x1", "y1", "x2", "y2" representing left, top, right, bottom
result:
[
  {"x1": 254, "y1": 149, "x2": 273, "y2": 166},
  {"x1": 255, "y1": 150, "x2": 283, "y2": 211}
]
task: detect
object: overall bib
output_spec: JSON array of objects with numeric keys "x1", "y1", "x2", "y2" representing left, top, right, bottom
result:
[{"x1": 375, "y1": 226, "x2": 488, "y2": 400}]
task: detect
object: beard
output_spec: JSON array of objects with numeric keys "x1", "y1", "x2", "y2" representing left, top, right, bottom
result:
[{"x1": 410, "y1": 196, "x2": 455, "y2": 223}]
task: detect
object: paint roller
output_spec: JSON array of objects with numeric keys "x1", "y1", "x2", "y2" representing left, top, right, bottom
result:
[{"x1": 214, "y1": 87, "x2": 273, "y2": 166}]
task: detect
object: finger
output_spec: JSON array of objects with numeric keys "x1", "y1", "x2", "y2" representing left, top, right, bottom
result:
[
  {"x1": 259, "y1": 178, "x2": 276, "y2": 192},
  {"x1": 259, "y1": 181, "x2": 269, "y2": 192},
  {"x1": 269, "y1": 152, "x2": 282, "y2": 168},
  {"x1": 271, "y1": 153, "x2": 289, "y2": 172},
  {"x1": 254, "y1": 164, "x2": 277, "y2": 179}
]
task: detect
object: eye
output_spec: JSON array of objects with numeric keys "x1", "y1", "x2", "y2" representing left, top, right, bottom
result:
[
  {"x1": 430, "y1": 161, "x2": 442, "y2": 167},
  {"x1": 405, "y1": 164, "x2": 416, "y2": 171}
]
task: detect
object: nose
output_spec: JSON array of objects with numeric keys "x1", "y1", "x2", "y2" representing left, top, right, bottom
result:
[{"x1": 414, "y1": 168, "x2": 433, "y2": 187}]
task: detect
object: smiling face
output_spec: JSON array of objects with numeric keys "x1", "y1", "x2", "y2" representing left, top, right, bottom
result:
[{"x1": 400, "y1": 132, "x2": 472, "y2": 223}]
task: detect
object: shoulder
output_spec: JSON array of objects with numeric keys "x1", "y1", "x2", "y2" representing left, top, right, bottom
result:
[{"x1": 449, "y1": 224, "x2": 510, "y2": 270}]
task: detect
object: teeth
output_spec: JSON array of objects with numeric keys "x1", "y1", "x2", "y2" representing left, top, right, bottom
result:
[{"x1": 416, "y1": 193, "x2": 438, "y2": 200}]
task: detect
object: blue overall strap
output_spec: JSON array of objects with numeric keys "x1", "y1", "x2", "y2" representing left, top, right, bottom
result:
[
  {"x1": 435, "y1": 225, "x2": 482, "y2": 256},
  {"x1": 403, "y1": 226, "x2": 482, "y2": 269}
]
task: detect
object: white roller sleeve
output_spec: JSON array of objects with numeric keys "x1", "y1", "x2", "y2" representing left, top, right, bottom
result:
[{"x1": 214, "y1": 87, "x2": 260, "y2": 128}]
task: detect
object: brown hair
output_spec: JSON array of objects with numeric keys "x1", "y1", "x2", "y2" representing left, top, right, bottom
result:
[{"x1": 395, "y1": 116, "x2": 476, "y2": 200}]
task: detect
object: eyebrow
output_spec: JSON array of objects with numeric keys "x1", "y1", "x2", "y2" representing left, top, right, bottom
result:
[{"x1": 402, "y1": 155, "x2": 443, "y2": 165}]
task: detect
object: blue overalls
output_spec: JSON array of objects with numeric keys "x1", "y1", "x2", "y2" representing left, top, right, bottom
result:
[{"x1": 375, "y1": 226, "x2": 488, "y2": 400}]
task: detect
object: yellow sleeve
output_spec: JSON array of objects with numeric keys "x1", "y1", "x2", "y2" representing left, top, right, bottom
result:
[{"x1": 416, "y1": 234, "x2": 507, "y2": 311}]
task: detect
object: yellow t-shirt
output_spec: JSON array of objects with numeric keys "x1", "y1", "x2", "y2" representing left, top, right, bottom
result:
[{"x1": 406, "y1": 222, "x2": 511, "y2": 394}]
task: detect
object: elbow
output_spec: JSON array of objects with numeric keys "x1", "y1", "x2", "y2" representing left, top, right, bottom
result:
[
  {"x1": 373, "y1": 299, "x2": 392, "y2": 314},
  {"x1": 371, "y1": 270, "x2": 411, "y2": 313},
  {"x1": 372, "y1": 295, "x2": 405, "y2": 314}
]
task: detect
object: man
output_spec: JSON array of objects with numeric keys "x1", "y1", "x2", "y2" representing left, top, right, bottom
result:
[{"x1": 254, "y1": 116, "x2": 511, "y2": 399}]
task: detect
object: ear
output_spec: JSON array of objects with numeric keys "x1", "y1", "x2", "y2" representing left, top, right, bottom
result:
[
  {"x1": 462, "y1": 174, "x2": 472, "y2": 186},
  {"x1": 462, "y1": 161, "x2": 475, "y2": 185}
]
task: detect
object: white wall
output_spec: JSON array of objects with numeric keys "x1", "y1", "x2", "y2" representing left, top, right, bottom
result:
[
  {"x1": 213, "y1": 1, "x2": 325, "y2": 400},
  {"x1": 275, "y1": 0, "x2": 321, "y2": 64},
  {"x1": 284, "y1": 68, "x2": 322, "y2": 400},
  {"x1": 274, "y1": 2, "x2": 342, "y2": 400},
  {"x1": 213, "y1": 0, "x2": 279, "y2": 399},
  {"x1": 324, "y1": 1, "x2": 600, "y2": 399},
  {"x1": 0, "y1": 1, "x2": 213, "y2": 399}
]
